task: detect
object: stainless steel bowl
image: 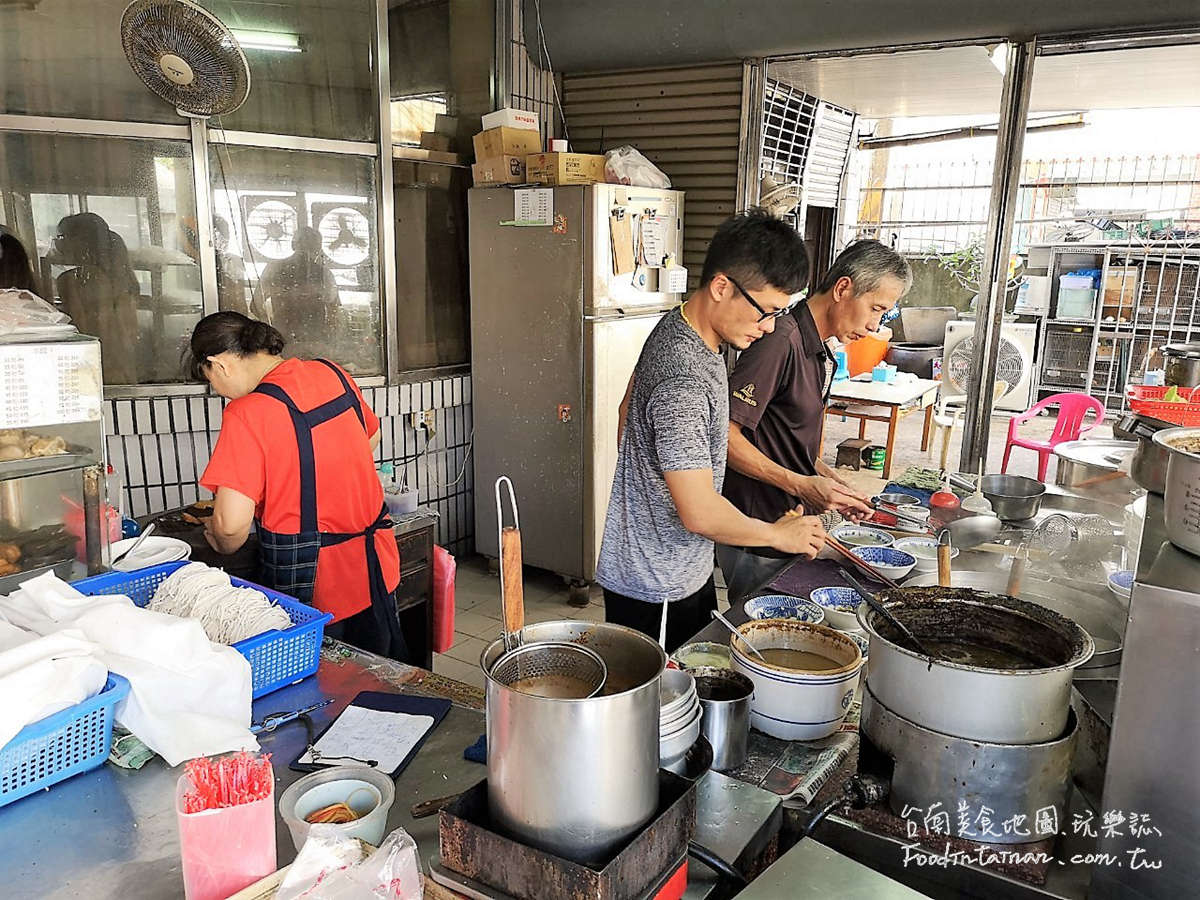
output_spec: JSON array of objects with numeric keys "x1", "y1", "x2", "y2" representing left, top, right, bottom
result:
[{"x1": 980, "y1": 473, "x2": 1046, "y2": 521}]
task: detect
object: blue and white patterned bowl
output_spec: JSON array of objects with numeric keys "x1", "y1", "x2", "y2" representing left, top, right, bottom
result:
[
  {"x1": 744, "y1": 594, "x2": 825, "y2": 626},
  {"x1": 850, "y1": 546, "x2": 917, "y2": 581},
  {"x1": 1108, "y1": 569, "x2": 1134, "y2": 600},
  {"x1": 809, "y1": 586, "x2": 866, "y2": 630},
  {"x1": 844, "y1": 630, "x2": 870, "y2": 660},
  {"x1": 829, "y1": 524, "x2": 894, "y2": 549}
]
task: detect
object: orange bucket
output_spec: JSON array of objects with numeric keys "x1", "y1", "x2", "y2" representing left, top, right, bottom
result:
[{"x1": 845, "y1": 334, "x2": 890, "y2": 377}]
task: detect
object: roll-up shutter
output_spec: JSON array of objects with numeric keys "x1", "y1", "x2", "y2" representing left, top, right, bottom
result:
[
  {"x1": 803, "y1": 103, "x2": 856, "y2": 209},
  {"x1": 562, "y1": 63, "x2": 747, "y2": 288}
]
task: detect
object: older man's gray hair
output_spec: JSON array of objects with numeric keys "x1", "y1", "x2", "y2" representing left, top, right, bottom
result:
[{"x1": 816, "y1": 240, "x2": 913, "y2": 297}]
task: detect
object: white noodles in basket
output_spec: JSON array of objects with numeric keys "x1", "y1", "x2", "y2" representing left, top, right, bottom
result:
[{"x1": 150, "y1": 562, "x2": 293, "y2": 644}]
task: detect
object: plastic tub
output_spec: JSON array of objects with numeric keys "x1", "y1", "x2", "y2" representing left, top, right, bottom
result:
[
  {"x1": 176, "y1": 775, "x2": 276, "y2": 900},
  {"x1": 1057, "y1": 287, "x2": 1096, "y2": 319},
  {"x1": 278, "y1": 765, "x2": 396, "y2": 851}
]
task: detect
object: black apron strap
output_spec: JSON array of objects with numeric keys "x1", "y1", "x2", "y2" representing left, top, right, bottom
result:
[
  {"x1": 315, "y1": 358, "x2": 365, "y2": 428},
  {"x1": 254, "y1": 381, "x2": 319, "y2": 534}
]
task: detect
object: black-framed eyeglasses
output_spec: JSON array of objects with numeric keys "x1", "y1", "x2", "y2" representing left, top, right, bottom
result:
[{"x1": 727, "y1": 276, "x2": 794, "y2": 322}]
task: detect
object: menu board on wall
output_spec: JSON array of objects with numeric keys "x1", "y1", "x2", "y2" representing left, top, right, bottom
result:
[{"x1": 0, "y1": 341, "x2": 103, "y2": 429}]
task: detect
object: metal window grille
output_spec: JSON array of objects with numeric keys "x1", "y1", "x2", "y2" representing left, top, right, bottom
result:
[
  {"x1": 760, "y1": 79, "x2": 819, "y2": 188},
  {"x1": 499, "y1": 0, "x2": 557, "y2": 146}
]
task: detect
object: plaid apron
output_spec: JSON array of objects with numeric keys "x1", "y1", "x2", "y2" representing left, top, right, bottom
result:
[{"x1": 253, "y1": 360, "x2": 396, "y2": 629}]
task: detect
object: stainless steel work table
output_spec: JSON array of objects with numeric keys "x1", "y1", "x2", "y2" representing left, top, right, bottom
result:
[{"x1": 0, "y1": 642, "x2": 489, "y2": 900}]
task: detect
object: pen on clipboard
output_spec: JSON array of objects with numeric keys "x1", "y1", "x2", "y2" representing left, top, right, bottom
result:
[{"x1": 251, "y1": 698, "x2": 334, "y2": 734}]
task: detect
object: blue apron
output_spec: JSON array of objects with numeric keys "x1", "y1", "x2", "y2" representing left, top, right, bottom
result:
[{"x1": 252, "y1": 360, "x2": 398, "y2": 644}]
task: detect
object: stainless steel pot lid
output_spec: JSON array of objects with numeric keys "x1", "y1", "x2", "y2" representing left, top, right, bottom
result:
[
  {"x1": 1162, "y1": 342, "x2": 1200, "y2": 359},
  {"x1": 1053, "y1": 439, "x2": 1136, "y2": 469}
]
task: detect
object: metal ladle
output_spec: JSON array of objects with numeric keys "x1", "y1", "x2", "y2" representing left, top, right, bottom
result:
[{"x1": 711, "y1": 609, "x2": 767, "y2": 662}]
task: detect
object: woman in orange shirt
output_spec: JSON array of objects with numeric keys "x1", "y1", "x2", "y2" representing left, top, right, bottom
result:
[{"x1": 189, "y1": 312, "x2": 405, "y2": 659}]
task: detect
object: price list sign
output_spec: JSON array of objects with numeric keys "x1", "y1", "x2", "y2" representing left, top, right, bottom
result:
[{"x1": 0, "y1": 342, "x2": 102, "y2": 429}]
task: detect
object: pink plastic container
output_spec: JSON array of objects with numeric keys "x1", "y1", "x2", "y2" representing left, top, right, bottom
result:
[{"x1": 175, "y1": 775, "x2": 277, "y2": 900}]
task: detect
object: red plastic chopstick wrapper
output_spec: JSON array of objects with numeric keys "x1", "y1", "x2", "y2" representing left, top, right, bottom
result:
[
  {"x1": 181, "y1": 752, "x2": 274, "y2": 812},
  {"x1": 176, "y1": 753, "x2": 277, "y2": 900}
]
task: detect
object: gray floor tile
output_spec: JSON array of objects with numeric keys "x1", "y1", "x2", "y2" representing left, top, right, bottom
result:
[
  {"x1": 454, "y1": 608, "x2": 502, "y2": 640},
  {"x1": 434, "y1": 653, "x2": 485, "y2": 690},
  {"x1": 443, "y1": 633, "x2": 490, "y2": 664}
]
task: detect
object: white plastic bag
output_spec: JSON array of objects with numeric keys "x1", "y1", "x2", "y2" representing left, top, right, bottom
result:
[
  {"x1": 604, "y1": 145, "x2": 671, "y2": 189},
  {"x1": 0, "y1": 288, "x2": 75, "y2": 336},
  {"x1": 276, "y1": 826, "x2": 423, "y2": 900}
]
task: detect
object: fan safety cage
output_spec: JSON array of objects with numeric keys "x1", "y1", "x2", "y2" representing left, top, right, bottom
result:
[
  {"x1": 947, "y1": 335, "x2": 1023, "y2": 396},
  {"x1": 121, "y1": 0, "x2": 251, "y2": 117}
]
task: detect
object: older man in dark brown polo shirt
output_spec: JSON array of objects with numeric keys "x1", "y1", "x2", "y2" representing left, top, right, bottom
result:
[{"x1": 717, "y1": 240, "x2": 913, "y2": 602}]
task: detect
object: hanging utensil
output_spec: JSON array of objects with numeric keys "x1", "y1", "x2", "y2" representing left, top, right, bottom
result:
[
  {"x1": 941, "y1": 513, "x2": 1003, "y2": 550},
  {"x1": 495, "y1": 476, "x2": 525, "y2": 653},
  {"x1": 839, "y1": 568, "x2": 937, "y2": 659},
  {"x1": 960, "y1": 463, "x2": 994, "y2": 516},
  {"x1": 111, "y1": 522, "x2": 157, "y2": 568},
  {"x1": 937, "y1": 530, "x2": 953, "y2": 587},
  {"x1": 1006, "y1": 542, "x2": 1029, "y2": 596},
  {"x1": 824, "y1": 534, "x2": 901, "y2": 590},
  {"x1": 710, "y1": 609, "x2": 767, "y2": 662}
]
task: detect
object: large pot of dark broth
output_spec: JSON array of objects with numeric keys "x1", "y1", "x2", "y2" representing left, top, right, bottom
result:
[
  {"x1": 480, "y1": 620, "x2": 666, "y2": 863},
  {"x1": 857, "y1": 588, "x2": 1093, "y2": 744}
]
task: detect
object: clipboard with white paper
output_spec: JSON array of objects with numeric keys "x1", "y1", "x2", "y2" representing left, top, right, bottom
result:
[{"x1": 290, "y1": 691, "x2": 452, "y2": 777}]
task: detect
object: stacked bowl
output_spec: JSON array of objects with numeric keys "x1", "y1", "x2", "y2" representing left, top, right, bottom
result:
[{"x1": 659, "y1": 668, "x2": 701, "y2": 769}]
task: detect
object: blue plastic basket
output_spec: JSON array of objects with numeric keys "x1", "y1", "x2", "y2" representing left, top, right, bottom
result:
[
  {"x1": 0, "y1": 674, "x2": 130, "y2": 808},
  {"x1": 72, "y1": 562, "x2": 332, "y2": 699}
]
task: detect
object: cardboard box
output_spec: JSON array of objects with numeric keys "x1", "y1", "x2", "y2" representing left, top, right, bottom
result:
[
  {"x1": 1104, "y1": 266, "x2": 1140, "y2": 307},
  {"x1": 481, "y1": 107, "x2": 540, "y2": 132},
  {"x1": 419, "y1": 132, "x2": 453, "y2": 151},
  {"x1": 433, "y1": 113, "x2": 458, "y2": 136},
  {"x1": 473, "y1": 127, "x2": 542, "y2": 161},
  {"x1": 526, "y1": 152, "x2": 607, "y2": 186},
  {"x1": 472, "y1": 155, "x2": 527, "y2": 186}
]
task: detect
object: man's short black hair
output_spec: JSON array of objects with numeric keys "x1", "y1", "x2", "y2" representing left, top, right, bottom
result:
[{"x1": 700, "y1": 209, "x2": 810, "y2": 296}]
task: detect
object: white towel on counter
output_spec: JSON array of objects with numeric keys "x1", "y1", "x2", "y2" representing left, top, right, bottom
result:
[
  {"x1": 0, "y1": 573, "x2": 258, "y2": 766},
  {"x1": 0, "y1": 622, "x2": 108, "y2": 749}
]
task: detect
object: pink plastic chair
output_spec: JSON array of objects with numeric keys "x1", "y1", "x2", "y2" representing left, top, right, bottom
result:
[{"x1": 1002, "y1": 392, "x2": 1105, "y2": 481}]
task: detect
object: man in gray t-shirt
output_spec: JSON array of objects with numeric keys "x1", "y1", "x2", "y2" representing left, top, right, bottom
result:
[{"x1": 596, "y1": 210, "x2": 827, "y2": 651}]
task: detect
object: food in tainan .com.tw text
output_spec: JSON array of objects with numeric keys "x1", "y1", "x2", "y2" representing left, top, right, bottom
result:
[{"x1": 897, "y1": 803, "x2": 1165, "y2": 871}]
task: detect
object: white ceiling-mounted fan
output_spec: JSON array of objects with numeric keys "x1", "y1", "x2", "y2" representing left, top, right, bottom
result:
[
  {"x1": 759, "y1": 174, "x2": 803, "y2": 219},
  {"x1": 120, "y1": 0, "x2": 251, "y2": 118}
]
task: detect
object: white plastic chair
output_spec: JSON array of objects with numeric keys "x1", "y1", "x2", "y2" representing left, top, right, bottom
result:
[{"x1": 931, "y1": 380, "x2": 1009, "y2": 471}]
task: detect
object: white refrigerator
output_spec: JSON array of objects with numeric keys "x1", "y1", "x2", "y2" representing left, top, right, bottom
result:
[{"x1": 468, "y1": 184, "x2": 686, "y2": 592}]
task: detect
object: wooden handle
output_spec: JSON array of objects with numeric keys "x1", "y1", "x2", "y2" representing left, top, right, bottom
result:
[
  {"x1": 1073, "y1": 470, "x2": 1126, "y2": 489},
  {"x1": 1006, "y1": 548, "x2": 1027, "y2": 597},
  {"x1": 937, "y1": 543, "x2": 952, "y2": 587},
  {"x1": 501, "y1": 525, "x2": 524, "y2": 636},
  {"x1": 411, "y1": 792, "x2": 463, "y2": 819}
]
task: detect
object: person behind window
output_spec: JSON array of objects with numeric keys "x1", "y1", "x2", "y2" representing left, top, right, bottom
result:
[
  {"x1": 213, "y1": 216, "x2": 253, "y2": 318},
  {"x1": 0, "y1": 228, "x2": 41, "y2": 296},
  {"x1": 260, "y1": 225, "x2": 339, "y2": 354},
  {"x1": 54, "y1": 212, "x2": 139, "y2": 384}
]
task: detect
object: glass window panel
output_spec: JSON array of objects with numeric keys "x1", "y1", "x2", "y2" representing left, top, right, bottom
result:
[
  {"x1": 393, "y1": 162, "x2": 469, "y2": 370},
  {"x1": 210, "y1": 145, "x2": 383, "y2": 376},
  {"x1": 206, "y1": 0, "x2": 379, "y2": 141},
  {"x1": 0, "y1": 132, "x2": 202, "y2": 386},
  {"x1": 0, "y1": 0, "x2": 185, "y2": 123}
]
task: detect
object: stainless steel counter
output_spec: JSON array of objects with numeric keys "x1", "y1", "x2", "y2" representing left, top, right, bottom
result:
[
  {"x1": 1092, "y1": 492, "x2": 1200, "y2": 899},
  {"x1": 735, "y1": 837, "x2": 927, "y2": 899},
  {"x1": 0, "y1": 643, "x2": 488, "y2": 900}
]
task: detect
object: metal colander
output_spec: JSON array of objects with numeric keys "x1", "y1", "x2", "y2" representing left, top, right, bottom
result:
[
  {"x1": 1034, "y1": 513, "x2": 1115, "y2": 563},
  {"x1": 489, "y1": 641, "x2": 607, "y2": 699}
]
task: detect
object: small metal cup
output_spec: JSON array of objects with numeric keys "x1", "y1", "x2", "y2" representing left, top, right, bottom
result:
[{"x1": 692, "y1": 667, "x2": 753, "y2": 772}]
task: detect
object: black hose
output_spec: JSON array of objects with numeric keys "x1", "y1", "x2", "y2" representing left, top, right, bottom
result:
[{"x1": 687, "y1": 841, "x2": 748, "y2": 886}]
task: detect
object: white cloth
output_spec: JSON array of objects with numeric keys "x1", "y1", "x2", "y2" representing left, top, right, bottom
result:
[
  {"x1": 0, "y1": 622, "x2": 108, "y2": 748},
  {"x1": 0, "y1": 572, "x2": 257, "y2": 766}
]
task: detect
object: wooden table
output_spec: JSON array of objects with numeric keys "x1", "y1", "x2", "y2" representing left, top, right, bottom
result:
[{"x1": 823, "y1": 377, "x2": 941, "y2": 480}]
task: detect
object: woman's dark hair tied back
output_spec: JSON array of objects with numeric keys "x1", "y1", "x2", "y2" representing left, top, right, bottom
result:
[{"x1": 186, "y1": 311, "x2": 285, "y2": 380}]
